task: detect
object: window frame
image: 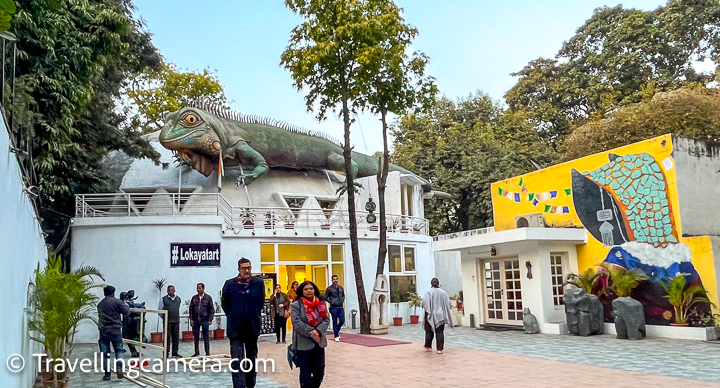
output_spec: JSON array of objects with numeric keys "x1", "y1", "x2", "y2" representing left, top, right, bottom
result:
[
  {"x1": 388, "y1": 243, "x2": 417, "y2": 303},
  {"x1": 550, "y1": 252, "x2": 568, "y2": 308}
]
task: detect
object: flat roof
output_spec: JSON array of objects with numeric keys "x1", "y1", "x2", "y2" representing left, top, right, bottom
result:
[{"x1": 433, "y1": 227, "x2": 587, "y2": 251}]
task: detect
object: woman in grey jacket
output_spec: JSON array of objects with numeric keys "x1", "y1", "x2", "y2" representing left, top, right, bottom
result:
[{"x1": 291, "y1": 281, "x2": 330, "y2": 388}]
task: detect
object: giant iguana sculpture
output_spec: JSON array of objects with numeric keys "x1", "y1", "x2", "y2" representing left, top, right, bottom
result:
[{"x1": 158, "y1": 101, "x2": 430, "y2": 190}]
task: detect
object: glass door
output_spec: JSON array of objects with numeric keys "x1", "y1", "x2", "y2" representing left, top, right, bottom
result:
[{"x1": 482, "y1": 258, "x2": 523, "y2": 325}]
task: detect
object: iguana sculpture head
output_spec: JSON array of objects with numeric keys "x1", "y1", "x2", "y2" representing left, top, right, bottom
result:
[{"x1": 159, "y1": 107, "x2": 225, "y2": 177}]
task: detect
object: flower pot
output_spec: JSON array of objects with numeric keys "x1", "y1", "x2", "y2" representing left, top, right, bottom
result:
[
  {"x1": 243, "y1": 221, "x2": 255, "y2": 230},
  {"x1": 213, "y1": 329, "x2": 225, "y2": 340},
  {"x1": 369, "y1": 225, "x2": 379, "y2": 231},
  {"x1": 150, "y1": 332, "x2": 163, "y2": 343},
  {"x1": 284, "y1": 224, "x2": 295, "y2": 230},
  {"x1": 393, "y1": 317, "x2": 403, "y2": 326},
  {"x1": 182, "y1": 331, "x2": 194, "y2": 342},
  {"x1": 321, "y1": 224, "x2": 331, "y2": 230},
  {"x1": 410, "y1": 315, "x2": 419, "y2": 324}
]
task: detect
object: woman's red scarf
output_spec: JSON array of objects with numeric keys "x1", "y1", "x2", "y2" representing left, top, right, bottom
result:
[{"x1": 301, "y1": 296, "x2": 328, "y2": 327}]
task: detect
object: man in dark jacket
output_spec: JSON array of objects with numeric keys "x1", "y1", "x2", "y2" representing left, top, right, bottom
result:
[
  {"x1": 98, "y1": 285, "x2": 130, "y2": 381},
  {"x1": 158, "y1": 285, "x2": 182, "y2": 358},
  {"x1": 323, "y1": 274, "x2": 345, "y2": 341},
  {"x1": 189, "y1": 282, "x2": 215, "y2": 357},
  {"x1": 222, "y1": 258, "x2": 265, "y2": 388}
]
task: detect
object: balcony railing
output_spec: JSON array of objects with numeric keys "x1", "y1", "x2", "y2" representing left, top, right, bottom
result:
[
  {"x1": 75, "y1": 193, "x2": 429, "y2": 235},
  {"x1": 433, "y1": 226, "x2": 495, "y2": 241}
]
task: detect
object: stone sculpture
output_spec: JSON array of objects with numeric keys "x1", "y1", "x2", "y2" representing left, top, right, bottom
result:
[
  {"x1": 612, "y1": 297, "x2": 646, "y2": 340},
  {"x1": 370, "y1": 274, "x2": 390, "y2": 335},
  {"x1": 564, "y1": 288, "x2": 604, "y2": 336},
  {"x1": 522, "y1": 308, "x2": 539, "y2": 334},
  {"x1": 159, "y1": 102, "x2": 431, "y2": 189}
]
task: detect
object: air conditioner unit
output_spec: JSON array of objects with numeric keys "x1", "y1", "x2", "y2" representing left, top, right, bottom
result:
[{"x1": 515, "y1": 214, "x2": 545, "y2": 228}]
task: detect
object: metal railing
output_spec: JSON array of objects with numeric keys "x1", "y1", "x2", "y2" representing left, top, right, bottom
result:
[
  {"x1": 75, "y1": 193, "x2": 430, "y2": 235},
  {"x1": 433, "y1": 226, "x2": 495, "y2": 241}
]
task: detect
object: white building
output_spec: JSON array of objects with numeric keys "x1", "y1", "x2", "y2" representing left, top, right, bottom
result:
[{"x1": 72, "y1": 141, "x2": 437, "y2": 342}]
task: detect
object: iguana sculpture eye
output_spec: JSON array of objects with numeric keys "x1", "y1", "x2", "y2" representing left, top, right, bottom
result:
[{"x1": 180, "y1": 112, "x2": 202, "y2": 127}]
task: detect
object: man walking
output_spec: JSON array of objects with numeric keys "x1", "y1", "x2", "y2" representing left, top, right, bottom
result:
[
  {"x1": 98, "y1": 285, "x2": 129, "y2": 381},
  {"x1": 222, "y1": 258, "x2": 265, "y2": 388},
  {"x1": 158, "y1": 285, "x2": 183, "y2": 358},
  {"x1": 323, "y1": 275, "x2": 345, "y2": 341},
  {"x1": 189, "y1": 283, "x2": 215, "y2": 357}
]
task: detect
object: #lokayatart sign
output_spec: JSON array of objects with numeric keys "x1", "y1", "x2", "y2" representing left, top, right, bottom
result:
[{"x1": 170, "y1": 243, "x2": 221, "y2": 267}]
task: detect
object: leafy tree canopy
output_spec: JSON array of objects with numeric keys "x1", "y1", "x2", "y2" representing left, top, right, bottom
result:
[
  {"x1": 505, "y1": 0, "x2": 720, "y2": 149},
  {"x1": 13, "y1": 0, "x2": 162, "y2": 251},
  {"x1": 562, "y1": 84, "x2": 720, "y2": 161},
  {"x1": 393, "y1": 93, "x2": 556, "y2": 234},
  {"x1": 127, "y1": 62, "x2": 227, "y2": 134}
]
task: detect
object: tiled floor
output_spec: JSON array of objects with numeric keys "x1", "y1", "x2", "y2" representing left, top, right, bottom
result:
[{"x1": 67, "y1": 324, "x2": 720, "y2": 387}]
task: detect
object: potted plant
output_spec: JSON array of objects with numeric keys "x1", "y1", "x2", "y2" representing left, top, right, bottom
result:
[
  {"x1": 392, "y1": 292, "x2": 403, "y2": 326},
  {"x1": 241, "y1": 208, "x2": 255, "y2": 229},
  {"x1": 213, "y1": 291, "x2": 225, "y2": 339},
  {"x1": 29, "y1": 253, "x2": 105, "y2": 388},
  {"x1": 661, "y1": 273, "x2": 715, "y2": 326},
  {"x1": 182, "y1": 300, "x2": 194, "y2": 342},
  {"x1": 408, "y1": 292, "x2": 422, "y2": 324},
  {"x1": 601, "y1": 263, "x2": 647, "y2": 298},
  {"x1": 150, "y1": 278, "x2": 166, "y2": 343},
  {"x1": 564, "y1": 268, "x2": 602, "y2": 294}
]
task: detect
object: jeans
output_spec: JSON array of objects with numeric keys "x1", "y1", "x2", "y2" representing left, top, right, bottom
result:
[
  {"x1": 297, "y1": 344, "x2": 325, "y2": 388},
  {"x1": 329, "y1": 306, "x2": 345, "y2": 338},
  {"x1": 424, "y1": 312, "x2": 445, "y2": 351},
  {"x1": 274, "y1": 315, "x2": 287, "y2": 342},
  {"x1": 192, "y1": 320, "x2": 211, "y2": 355},
  {"x1": 166, "y1": 322, "x2": 180, "y2": 357},
  {"x1": 98, "y1": 331, "x2": 125, "y2": 378},
  {"x1": 230, "y1": 336, "x2": 258, "y2": 388}
]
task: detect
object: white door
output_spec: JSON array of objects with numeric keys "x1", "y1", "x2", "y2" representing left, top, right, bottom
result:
[{"x1": 482, "y1": 258, "x2": 524, "y2": 325}]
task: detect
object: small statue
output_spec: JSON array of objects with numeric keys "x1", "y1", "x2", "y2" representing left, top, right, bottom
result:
[
  {"x1": 612, "y1": 297, "x2": 646, "y2": 340},
  {"x1": 522, "y1": 308, "x2": 540, "y2": 334}
]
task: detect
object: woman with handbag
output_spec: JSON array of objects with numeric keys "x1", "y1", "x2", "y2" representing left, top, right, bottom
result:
[
  {"x1": 269, "y1": 284, "x2": 290, "y2": 344},
  {"x1": 291, "y1": 281, "x2": 330, "y2": 388}
]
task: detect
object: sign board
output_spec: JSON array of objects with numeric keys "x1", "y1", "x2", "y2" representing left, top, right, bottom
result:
[
  {"x1": 596, "y1": 209, "x2": 613, "y2": 222},
  {"x1": 170, "y1": 243, "x2": 221, "y2": 267}
]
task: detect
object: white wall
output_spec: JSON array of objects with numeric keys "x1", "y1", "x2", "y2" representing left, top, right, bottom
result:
[
  {"x1": 0, "y1": 121, "x2": 47, "y2": 388},
  {"x1": 434, "y1": 251, "x2": 462, "y2": 297},
  {"x1": 71, "y1": 217, "x2": 435, "y2": 341},
  {"x1": 673, "y1": 136, "x2": 720, "y2": 236}
]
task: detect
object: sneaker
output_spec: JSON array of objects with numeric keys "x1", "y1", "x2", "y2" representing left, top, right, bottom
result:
[
  {"x1": 424, "y1": 347, "x2": 432, "y2": 352},
  {"x1": 276, "y1": 341, "x2": 281, "y2": 344},
  {"x1": 334, "y1": 337, "x2": 340, "y2": 342},
  {"x1": 282, "y1": 341, "x2": 287, "y2": 344},
  {"x1": 191, "y1": 353, "x2": 200, "y2": 358},
  {"x1": 102, "y1": 375, "x2": 111, "y2": 381},
  {"x1": 437, "y1": 350, "x2": 443, "y2": 354},
  {"x1": 172, "y1": 354, "x2": 183, "y2": 358}
]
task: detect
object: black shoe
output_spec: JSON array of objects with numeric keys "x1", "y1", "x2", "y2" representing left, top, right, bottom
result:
[
  {"x1": 131, "y1": 352, "x2": 139, "y2": 358},
  {"x1": 172, "y1": 353, "x2": 183, "y2": 358},
  {"x1": 206, "y1": 353, "x2": 211, "y2": 357},
  {"x1": 102, "y1": 375, "x2": 111, "y2": 381},
  {"x1": 117, "y1": 370, "x2": 124, "y2": 379},
  {"x1": 191, "y1": 353, "x2": 200, "y2": 358}
]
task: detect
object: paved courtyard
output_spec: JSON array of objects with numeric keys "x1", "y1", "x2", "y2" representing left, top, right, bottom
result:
[{"x1": 68, "y1": 324, "x2": 720, "y2": 387}]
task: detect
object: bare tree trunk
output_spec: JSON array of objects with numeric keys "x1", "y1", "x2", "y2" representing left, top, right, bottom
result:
[
  {"x1": 376, "y1": 107, "x2": 390, "y2": 279},
  {"x1": 339, "y1": 77, "x2": 370, "y2": 334}
]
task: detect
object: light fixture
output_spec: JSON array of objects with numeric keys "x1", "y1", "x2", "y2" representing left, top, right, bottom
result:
[
  {"x1": 490, "y1": 246, "x2": 497, "y2": 256},
  {"x1": 525, "y1": 261, "x2": 533, "y2": 279}
]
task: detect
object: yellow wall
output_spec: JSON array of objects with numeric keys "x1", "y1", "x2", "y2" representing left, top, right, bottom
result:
[{"x1": 490, "y1": 134, "x2": 718, "y2": 312}]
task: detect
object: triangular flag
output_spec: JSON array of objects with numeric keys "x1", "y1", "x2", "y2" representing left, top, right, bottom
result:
[
  {"x1": 544, "y1": 205, "x2": 551, "y2": 212},
  {"x1": 565, "y1": 189, "x2": 571, "y2": 196},
  {"x1": 527, "y1": 193, "x2": 534, "y2": 201},
  {"x1": 498, "y1": 187, "x2": 503, "y2": 195},
  {"x1": 521, "y1": 185, "x2": 528, "y2": 193},
  {"x1": 563, "y1": 206, "x2": 570, "y2": 214},
  {"x1": 518, "y1": 177, "x2": 523, "y2": 186}
]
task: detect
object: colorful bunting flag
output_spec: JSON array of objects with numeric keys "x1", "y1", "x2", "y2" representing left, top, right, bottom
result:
[{"x1": 565, "y1": 189, "x2": 571, "y2": 196}]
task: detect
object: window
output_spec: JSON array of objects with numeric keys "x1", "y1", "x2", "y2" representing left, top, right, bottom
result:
[
  {"x1": 401, "y1": 185, "x2": 414, "y2": 217},
  {"x1": 389, "y1": 244, "x2": 417, "y2": 302},
  {"x1": 551, "y1": 253, "x2": 565, "y2": 306}
]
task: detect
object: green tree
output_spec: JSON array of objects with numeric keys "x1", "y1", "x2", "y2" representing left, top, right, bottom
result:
[
  {"x1": 0, "y1": 0, "x2": 16, "y2": 32},
  {"x1": 393, "y1": 93, "x2": 555, "y2": 234},
  {"x1": 13, "y1": 0, "x2": 161, "y2": 256},
  {"x1": 506, "y1": 0, "x2": 720, "y2": 149},
  {"x1": 562, "y1": 85, "x2": 720, "y2": 160},
  {"x1": 282, "y1": 0, "x2": 401, "y2": 333},
  {"x1": 127, "y1": 62, "x2": 227, "y2": 134}
]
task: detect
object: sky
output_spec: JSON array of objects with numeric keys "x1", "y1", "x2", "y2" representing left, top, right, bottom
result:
[{"x1": 133, "y1": 0, "x2": 669, "y2": 154}]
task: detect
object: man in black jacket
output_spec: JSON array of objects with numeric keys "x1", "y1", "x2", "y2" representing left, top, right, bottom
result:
[
  {"x1": 323, "y1": 274, "x2": 345, "y2": 341},
  {"x1": 189, "y1": 282, "x2": 215, "y2": 357},
  {"x1": 158, "y1": 285, "x2": 182, "y2": 358},
  {"x1": 222, "y1": 258, "x2": 265, "y2": 388},
  {"x1": 97, "y1": 285, "x2": 130, "y2": 381}
]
